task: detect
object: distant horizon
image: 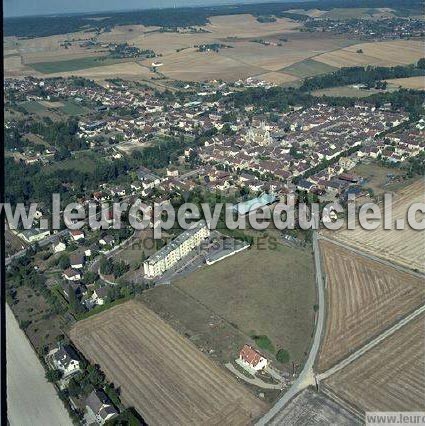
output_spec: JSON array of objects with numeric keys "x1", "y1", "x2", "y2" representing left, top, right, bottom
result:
[{"x1": 4, "y1": 0, "x2": 307, "y2": 19}]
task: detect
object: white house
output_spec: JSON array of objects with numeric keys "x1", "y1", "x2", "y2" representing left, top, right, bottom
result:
[
  {"x1": 85, "y1": 390, "x2": 118, "y2": 425},
  {"x1": 63, "y1": 268, "x2": 81, "y2": 281},
  {"x1": 239, "y1": 344, "x2": 268, "y2": 372},
  {"x1": 70, "y1": 230, "x2": 85, "y2": 241},
  {"x1": 48, "y1": 344, "x2": 81, "y2": 378},
  {"x1": 53, "y1": 241, "x2": 66, "y2": 253},
  {"x1": 91, "y1": 287, "x2": 109, "y2": 306}
]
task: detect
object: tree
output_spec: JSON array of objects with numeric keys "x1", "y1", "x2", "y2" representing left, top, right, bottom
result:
[
  {"x1": 276, "y1": 349, "x2": 290, "y2": 364},
  {"x1": 417, "y1": 58, "x2": 425, "y2": 69},
  {"x1": 46, "y1": 369, "x2": 63, "y2": 382}
]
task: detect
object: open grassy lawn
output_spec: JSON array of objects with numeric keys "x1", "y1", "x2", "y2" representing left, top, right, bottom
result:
[
  {"x1": 312, "y1": 86, "x2": 385, "y2": 98},
  {"x1": 60, "y1": 100, "x2": 88, "y2": 116},
  {"x1": 282, "y1": 58, "x2": 337, "y2": 78},
  {"x1": 174, "y1": 242, "x2": 316, "y2": 364},
  {"x1": 29, "y1": 57, "x2": 124, "y2": 74},
  {"x1": 352, "y1": 161, "x2": 404, "y2": 195}
]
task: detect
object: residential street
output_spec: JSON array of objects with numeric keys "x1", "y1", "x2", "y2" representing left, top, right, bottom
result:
[{"x1": 6, "y1": 304, "x2": 72, "y2": 426}]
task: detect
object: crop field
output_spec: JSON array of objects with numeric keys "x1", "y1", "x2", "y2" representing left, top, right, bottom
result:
[
  {"x1": 317, "y1": 240, "x2": 425, "y2": 372},
  {"x1": 28, "y1": 57, "x2": 123, "y2": 74},
  {"x1": 315, "y1": 39, "x2": 424, "y2": 68},
  {"x1": 332, "y1": 179, "x2": 425, "y2": 272},
  {"x1": 283, "y1": 58, "x2": 337, "y2": 78},
  {"x1": 267, "y1": 388, "x2": 361, "y2": 425},
  {"x1": 312, "y1": 85, "x2": 384, "y2": 98},
  {"x1": 324, "y1": 314, "x2": 425, "y2": 412},
  {"x1": 174, "y1": 243, "x2": 316, "y2": 364},
  {"x1": 386, "y1": 75, "x2": 425, "y2": 89},
  {"x1": 70, "y1": 300, "x2": 267, "y2": 425}
]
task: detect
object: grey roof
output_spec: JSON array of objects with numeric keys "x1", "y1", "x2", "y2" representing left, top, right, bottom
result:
[
  {"x1": 147, "y1": 220, "x2": 207, "y2": 265},
  {"x1": 54, "y1": 345, "x2": 80, "y2": 368}
]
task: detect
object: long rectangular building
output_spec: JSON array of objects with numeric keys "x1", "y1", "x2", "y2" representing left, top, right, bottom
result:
[{"x1": 143, "y1": 220, "x2": 210, "y2": 278}]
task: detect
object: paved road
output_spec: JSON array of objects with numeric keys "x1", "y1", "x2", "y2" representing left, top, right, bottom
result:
[
  {"x1": 318, "y1": 234, "x2": 425, "y2": 279},
  {"x1": 317, "y1": 303, "x2": 425, "y2": 382},
  {"x1": 6, "y1": 304, "x2": 72, "y2": 426},
  {"x1": 256, "y1": 231, "x2": 325, "y2": 425}
]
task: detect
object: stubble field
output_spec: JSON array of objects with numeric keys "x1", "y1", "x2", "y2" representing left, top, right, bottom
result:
[
  {"x1": 317, "y1": 240, "x2": 425, "y2": 372},
  {"x1": 332, "y1": 179, "x2": 425, "y2": 273},
  {"x1": 324, "y1": 314, "x2": 425, "y2": 412},
  {"x1": 70, "y1": 300, "x2": 267, "y2": 426}
]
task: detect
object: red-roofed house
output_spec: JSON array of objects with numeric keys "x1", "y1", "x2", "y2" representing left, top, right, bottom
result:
[
  {"x1": 70, "y1": 230, "x2": 85, "y2": 241},
  {"x1": 239, "y1": 344, "x2": 268, "y2": 372}
]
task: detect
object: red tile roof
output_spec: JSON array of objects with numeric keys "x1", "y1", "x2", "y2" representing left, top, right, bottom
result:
[{"x1": 239, "y1": 344, "x2": 265, "y2": 367}]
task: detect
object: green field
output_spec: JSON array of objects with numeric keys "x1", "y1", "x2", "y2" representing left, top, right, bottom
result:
[
  {"x1": 29, "y1": 57, "x2": 123, "y2": 74},
  {"x1": 21, "y1": 100, "x2": 48, "y2": 114},
  {"x1": 322, "y1": 7, "x2": 388, "y2": 19},
  {"x1": 282, "y1": 59, "x2": 337, "y2": 78},
  {"x1": 174, "y1": 241, "x2": 316, "y2": 364},
  {"x1": 312, "y1": 86, "x2": 386, "y2": 98},
  {"x1": 60, "y1": 100, "x2": 88, "y2": 116}
]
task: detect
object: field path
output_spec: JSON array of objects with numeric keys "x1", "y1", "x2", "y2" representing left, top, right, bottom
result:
[
  {"x1": 318, "y1": 234, "x2": 425, "y2": 279},
  {"x1": 6, "y1": 304, "x2": 72, "y2": 426},
  {"x1": 317, "y1": 303, "x2": 425, "y2": 382}
]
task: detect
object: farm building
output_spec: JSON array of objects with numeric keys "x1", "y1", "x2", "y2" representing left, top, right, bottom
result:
[{"x1": 239, "y1": 344, "x2": 268, "y2": 372}]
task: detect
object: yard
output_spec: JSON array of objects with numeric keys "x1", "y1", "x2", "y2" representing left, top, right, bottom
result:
[{"x1": 173, "y1": 241, "x2": 316, "y2": 365}]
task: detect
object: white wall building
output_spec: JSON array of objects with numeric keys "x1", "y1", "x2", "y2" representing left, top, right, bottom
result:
[{"x1": 143, "y1": 220, "x2": 210, "y2": 278}]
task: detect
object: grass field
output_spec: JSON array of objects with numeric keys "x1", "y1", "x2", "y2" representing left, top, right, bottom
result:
[
  {"x1": 141, "y1": 285, "x2": 250, "y2": 365},
  {"x1": 317, "y1": 240, "x2": 425, "y2": 372},
  {"x1": 352, "y1": 161, "x2": 404, "y2": 195},
  {"x1": 283, "y1": 59, "x2": 337, "y2": 78},
  {"x1": 10, "y1": 286, "x2": 66, "y2": 352},
  {"x1": 312, "y1": 86, "x2": 384, "y2": 98},
  {"x1": 324, "y1": 314, "x2": 425, "y2": 412},
  {"x1": 174, "y1": 243, "x2": 316, "y2": 364},
  {"x1": 386, "y1": 75, "x2": 425, "y2": 90},
  {"x1": 332, "y1": 179, "x2": 425, "y2": 273},
  {"x1": 29, "y1": 57, "x2": 123, "y2": 74},
  {"x1": 70, "y1": 300, "x2": 267, "y2": 425}
]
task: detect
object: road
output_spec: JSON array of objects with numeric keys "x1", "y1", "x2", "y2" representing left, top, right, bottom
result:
[
  {"x1": 256, "y1": 231, "x2": 325, "y2": 425},
  {"x1": 6, "y1": 304, "x2": 73, "y2": 426},
  {"x1": 317, "y1": 302, "x2": 425, "y2": 382},
  {"x1": 225, "y1": 364, "x2": 282, "y2": 390},
  {"x1": 318, "y1": 234, "x2": 425, "y2": 279}
]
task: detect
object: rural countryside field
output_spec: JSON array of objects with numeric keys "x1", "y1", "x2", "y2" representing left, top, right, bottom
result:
[
  {"x1": 317, "y1": 239, "x2": 425, "y2": 372},
  {"x1": 323, "y1": 314, "x2": 425, "y2": 412},
  {"x1": 4, "y1": 14, "x2": 425, "y2": 83},
  {"x1": 70, "y1": 300, "x2": 267, "y2": 425}
]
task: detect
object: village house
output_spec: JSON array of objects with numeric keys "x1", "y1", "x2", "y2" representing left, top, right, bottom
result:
[
  {"x1": 99, "y1": 235, "x2": 115, "y2": 247},
  {"x1": 238, "y1": 344, "x2": 268, "y2": 372},
  {"x1": 48, "y1": 344, "x2": 81, "y2": 378},
  {"x1": 63, "y1": 268, "x2": 81, "y2": 282},
  {"x1": 85, "y1": 390, "x2": 118, "y2": 425},
  {"x1": 70, "y1": 230, "x2": 85, "y2": 241},
  {"x1": 70, "y1": 254, "x2": 85, "y2": 269},
  {"x1": 53, "y1": 241, "x2": 66, "y2": 253},
  {"x1": 91, "y1": 287, "x2": 109, "y2": 306}
]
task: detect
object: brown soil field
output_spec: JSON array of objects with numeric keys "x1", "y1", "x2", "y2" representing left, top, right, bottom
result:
[
  {"x1": 174, "y1": 243, "x2": 316, "y2": 364},
  {"x1": 324, "y1": 314, "x2": 425, "y2": 412},
  {"x1": 48, "y1": 61, "x2": 155, "y2": 81},
  {"x1": 315, "y1": 39, "x2": 424, "y2": 68},
  {"x1": 152, "y1": 48, "x2": 265, "y2": 82},
  {"x1": 70, "y1": 300, "x2": 267, "y2": 425},
  {"x1": 317, "y1": 239, "x2": 425, "y2": 372},
  {"x1": 332, "y1": 179, "x2": 425, "y2": 272},
  {"x1": 254, "y1": 71, "x2": 300, "y2": 84},
  {"x1": 387, "y1": 75, "x2": 425, "y2": 89},
  {"x1": 267, "y1": 388, "x2": 361, "y2": 425}
]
